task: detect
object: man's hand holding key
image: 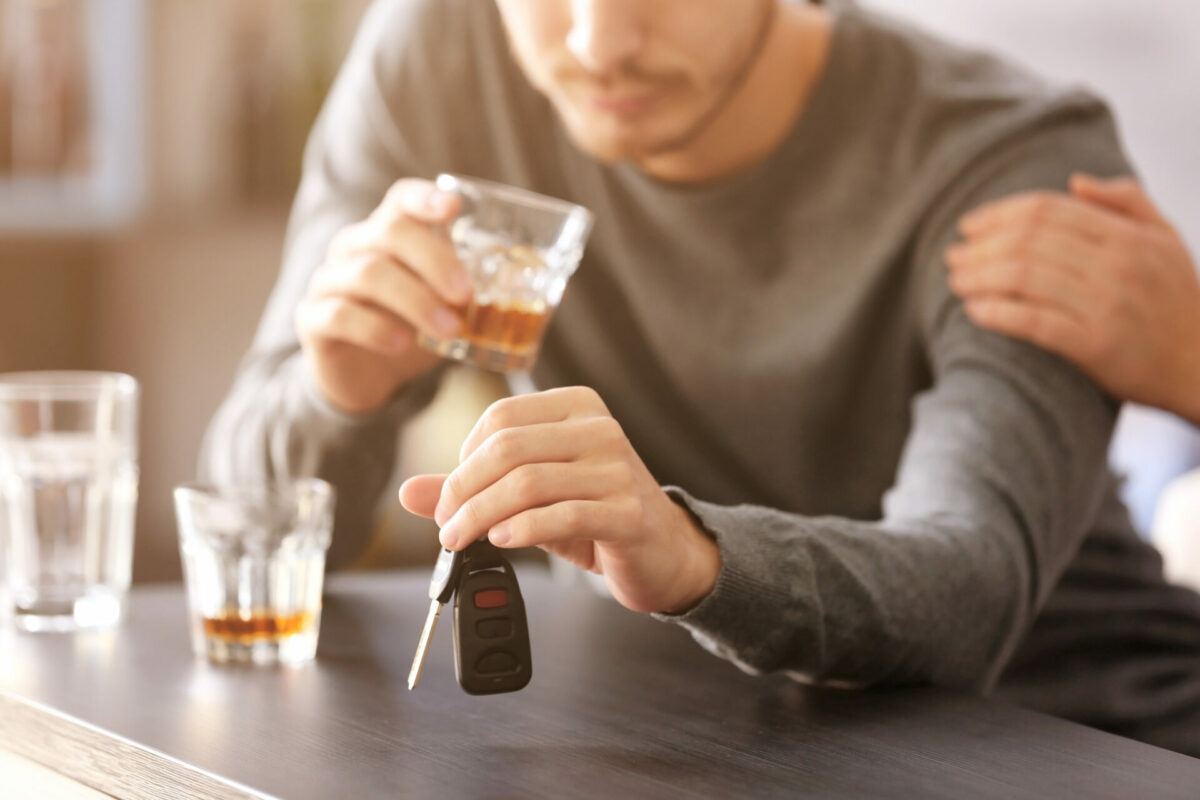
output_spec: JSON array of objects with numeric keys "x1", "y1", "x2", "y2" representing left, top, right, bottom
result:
[{"x1": 398, "y1": 386, "x2": 723, "y2": 616}]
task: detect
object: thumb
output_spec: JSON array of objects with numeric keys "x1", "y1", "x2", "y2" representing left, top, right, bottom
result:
[
  {"x1": 380, "y1": 178, "x2": 463, "y2": 225},
  {"x1": 398, "y1": 474, "x2": 449, "y2": 520},
  {"x1": 1070, "y1": 173, "x2": 1170, "y2": 227}
]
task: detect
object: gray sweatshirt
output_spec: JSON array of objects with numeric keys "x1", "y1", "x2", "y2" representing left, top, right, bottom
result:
[{"x1": 201, "y1": 0, "x2": 1200, "y2": 751}]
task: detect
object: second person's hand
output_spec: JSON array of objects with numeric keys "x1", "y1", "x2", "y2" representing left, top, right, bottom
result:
[{"x1": 945, "y1": 174, "x2": 1200, "y2": 424}]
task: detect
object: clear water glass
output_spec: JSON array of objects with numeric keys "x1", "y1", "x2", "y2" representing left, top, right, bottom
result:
[{"x1": 0, "y1": 371, "x2": 139, "y2": 632}]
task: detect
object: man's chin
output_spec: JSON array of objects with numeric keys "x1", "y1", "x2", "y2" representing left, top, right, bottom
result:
[
  {"x1": 558, "y1": 106, "x2": 712, "y2": 167},
  {"x1": 573, "y1": 140, "x2": 636, "y2": 166},
  {"x1": 562, "y1": 126, "x2": 664, "y2": 166}
]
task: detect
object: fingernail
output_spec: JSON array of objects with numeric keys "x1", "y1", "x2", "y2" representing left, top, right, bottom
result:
[
  {"x1": 488, "y1": 523, "x2": 511, "y2": 547},
  {"x1": 433, "y1": 307, "x2": 461, "y2": 336},
  {"x1": 439, "y1": 526, "x2": 458, "y2": 550},
  {"x1": 427, "y1": 190, "x2": 453, "y2": 214}
]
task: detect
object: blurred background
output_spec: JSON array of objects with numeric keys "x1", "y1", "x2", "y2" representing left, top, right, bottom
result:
[{"x1": 0, "y1": 0, "x2": 1196, "y2": 583}]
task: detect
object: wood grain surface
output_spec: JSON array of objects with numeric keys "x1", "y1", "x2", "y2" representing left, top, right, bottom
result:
[
  {"x1": 1, "y1": 569, "x2": 1197, "y2": 799},
  {"x1": 0, "y1": 747, "x2": 116, "y2": 800}
]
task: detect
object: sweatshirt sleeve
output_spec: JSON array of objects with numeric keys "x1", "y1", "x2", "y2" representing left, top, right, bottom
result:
[
  {"x1": 198, "y1": 0, "x2": 446, "y2": 569},
  {"x1": 655, "y1": 101, "x2": 1133, "y2": 692}
]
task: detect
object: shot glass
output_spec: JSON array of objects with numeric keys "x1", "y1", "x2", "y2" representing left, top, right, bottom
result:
[
  {"x1": 174, "y1": 479, "x2": 334, "y2": 666},
  {"x1": 417, "y1": 174, "x2": 594, "y2": 372},
  {"x1": 0, "y1": 371, "x2": 139, "y2": 632}
]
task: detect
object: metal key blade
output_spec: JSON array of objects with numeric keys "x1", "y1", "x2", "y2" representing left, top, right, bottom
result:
[{"x1": 408, "y1": 598, "x2": 444, "y2": 690}]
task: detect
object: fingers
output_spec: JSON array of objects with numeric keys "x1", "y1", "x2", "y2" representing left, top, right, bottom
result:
[
  {"x1": 308, "y1": 253, "x2": 463, "y2": 341},
  {"x1": 1070, "y1": 173, "x2": 1171, "y2": 228},
  {"x1": 945, "y1": 218, "x2": 1103, "y2": 308},
  {"x1": 949, "y1": 259, "x2": 1093, "y2": 322},
  {"x1": 398, "y1": 468, "x2": 609, "y2": 559},
  {"x1": 436, "y1": 420, "x2": 588, "y2": 524},
  {"x1": 489, "y1": 501, "x2": 622, "y2": 552},
  {"x1": 944, "y1": 224, "x2": 1099, "y2": 318},
  {"x1": 458, "y1": 387, "x2": 610, "y2": 462},
  {"x1": 305, "y1": 176, "x2": 477, "y2": 357},
  {"x1": 945, "y1": 226, "x2": 1096, "y2": 282},
  {"x1": 438, "y1": 462, "x2": 619, "y2": 549},
  {"x1": 375, "y1": 179, "x2": 471, "y2": 305},
  {"x1": 330, "y1": 215, "x2": 473, "y2": 309},
  {"x1": 296, "y1": 293, "x2": 414, "y2": 357},
  {"x1": 398, "y1": 474, "x2": 448, "y2": 519},
  {"x1": 947, "y1": 189, "x2": 1139, "y2": 331},
  {"x1": 380, "y1": 177, "x2": 463, "y2": 225},
  {"x1": 958, "y1": 190, "x2": 1134, "y2": 245},
  {"x1": 436, "y1": 414, "x2": 626, "y2": 529},
  {"x1": 402, "y1": 387, "x2": 626, "y2": 554},
  {"x1": 296, "y1": 179, "x2": 470, "y2": 415},
  {"x1": 963, "y1": 297, "x2": 1093, "y2": 366}
]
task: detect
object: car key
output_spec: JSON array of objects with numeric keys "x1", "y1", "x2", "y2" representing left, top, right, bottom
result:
[
  {"x1": 407, "y1": 545, "x2": 465, "y2": 690},
  {"x1": 452, "y1": 540, "x2": 532, "y2": 695}
]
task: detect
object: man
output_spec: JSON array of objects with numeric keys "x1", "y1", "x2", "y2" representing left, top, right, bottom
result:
[{"x1": 202, "y1": 0, "x2": 1200, "y2": 754}]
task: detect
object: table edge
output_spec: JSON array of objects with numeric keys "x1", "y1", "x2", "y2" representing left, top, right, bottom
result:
[{"x1": 0, "y1": 689, "x2": 275, "y2": 800}]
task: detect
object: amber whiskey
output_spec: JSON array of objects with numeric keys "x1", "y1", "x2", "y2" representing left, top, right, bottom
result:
[
  {"x1": 464, "y1": 299, "x2": 551, "y2": 353},
  {"x1": 202, "y1": 609, "x2": 315, "y2": 641}
]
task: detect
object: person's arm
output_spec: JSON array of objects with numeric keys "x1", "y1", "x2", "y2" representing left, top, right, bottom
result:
[
  {"x1": 399, "y1": 117, "x2": 1131, "y2": 691},
  {"x1": 946, "y1": 175, "x2": 1200, "y2": 426},
  {"x1": 200, "y1": 0, "x2": 460, "y2": 568}
]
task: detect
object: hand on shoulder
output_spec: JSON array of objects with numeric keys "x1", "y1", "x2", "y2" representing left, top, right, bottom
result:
[{"x1": 945, "y1": 174, "x2": 1200, "y2": 425}]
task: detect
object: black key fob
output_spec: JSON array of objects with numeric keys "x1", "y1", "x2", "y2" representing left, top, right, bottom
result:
[{"x1": 452, "y1": 540, "x2": 532, "y2": 695}]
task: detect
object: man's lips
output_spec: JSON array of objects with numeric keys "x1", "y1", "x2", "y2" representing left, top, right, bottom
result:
[{"x1": 582, "y1": 88, "x2": 665, "y2": 116}]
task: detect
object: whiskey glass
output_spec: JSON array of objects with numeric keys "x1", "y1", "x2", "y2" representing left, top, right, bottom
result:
[
  {"x1": 416, "y1": 174, "x2": 594, "y2": 372},
  {"x1": 173, "y1": 479, "x2": 333, "y2": 665}
]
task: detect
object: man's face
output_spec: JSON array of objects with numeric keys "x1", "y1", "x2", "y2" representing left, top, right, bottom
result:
[{"x1": 495, "y1": 0, "x2": 776, "y2": 164}]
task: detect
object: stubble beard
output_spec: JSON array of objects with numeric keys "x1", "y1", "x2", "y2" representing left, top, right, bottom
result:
[
  {"x1": 633, "y1": 0, "x2": 779, "y2": 160},
  {"x1": 508, "y1": 0, "x2": 781, "y2": 164}
]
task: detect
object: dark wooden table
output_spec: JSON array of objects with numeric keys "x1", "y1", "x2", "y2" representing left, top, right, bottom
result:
[{"x1": 1, "y1": 569, "x2": 1197, "y2": 799}]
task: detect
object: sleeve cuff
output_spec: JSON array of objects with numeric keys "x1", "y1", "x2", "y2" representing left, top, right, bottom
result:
[{"x1": 652, "y1": 486, "x2": 817, "y2": 678}]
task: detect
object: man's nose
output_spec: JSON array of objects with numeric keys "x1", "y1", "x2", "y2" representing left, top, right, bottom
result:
[{"x1": 566, "y1": 0, "x2": 646, "y2": 74}]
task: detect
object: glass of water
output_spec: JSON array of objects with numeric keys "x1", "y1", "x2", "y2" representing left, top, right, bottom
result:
[
  {"x1": 173, "y1": 479, "x2": 334, "y2": 666},
  {"x1": 417, "y1": 174, "x2": 594, "y2": 372},
  {"x1": 0, "y1": 371, "x2": 139, "y2": 632}
]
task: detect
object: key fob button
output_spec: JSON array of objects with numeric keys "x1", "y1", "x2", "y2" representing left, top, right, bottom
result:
[
  {"x1": 473, "y1": 588, "x2": 509, "y2": 609},
  {"x1": 476, "y1": 618, "x2": 513, "y2": 639},
  {"x1": 475, "y1": 650, "x2": 519, "y2": 675}
]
